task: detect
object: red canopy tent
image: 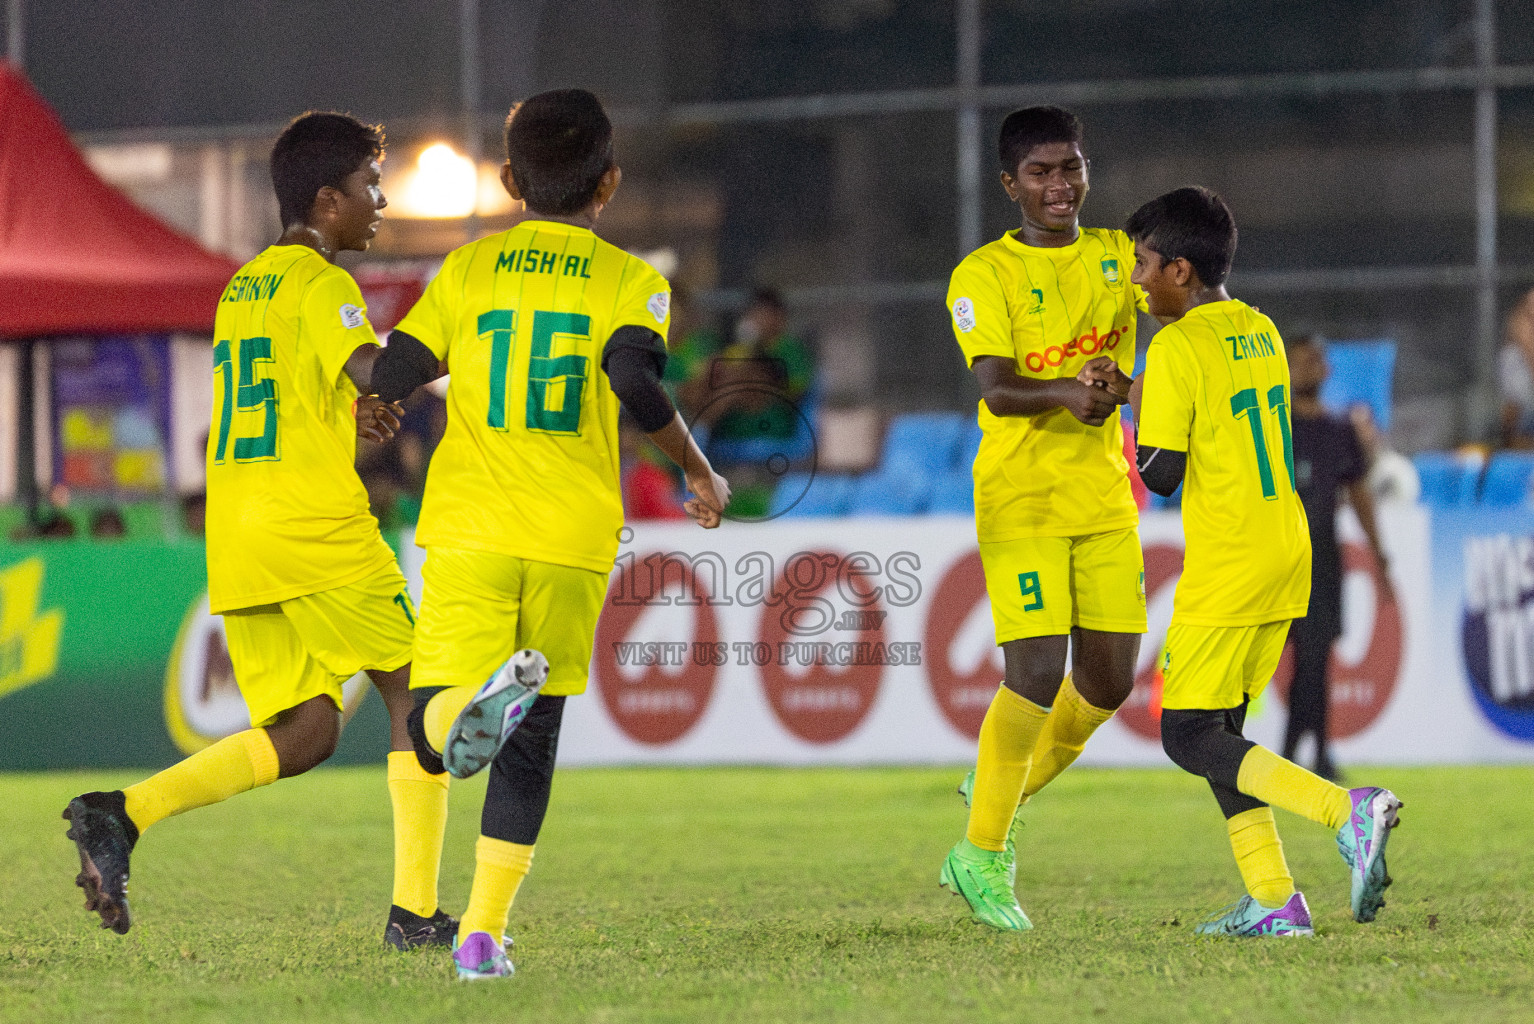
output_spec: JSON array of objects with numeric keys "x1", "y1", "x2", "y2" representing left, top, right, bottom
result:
[
  {"x1": 0, "y1": 64, "x2": 239, "y2": 522},
  {"x1": 0, "y1": 64, "x2": 238, "y2": 338}
]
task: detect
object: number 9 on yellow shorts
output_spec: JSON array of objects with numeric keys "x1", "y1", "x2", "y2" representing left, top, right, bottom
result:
[
  {"x1": 978, "y1": 527, "x2": 1147, "y2": 643},
  {"x1": 1158, "y1": 620, "x2": 1291, "y2": 711}
]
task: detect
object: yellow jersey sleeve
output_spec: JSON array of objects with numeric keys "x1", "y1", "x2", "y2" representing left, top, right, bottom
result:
[
  {"x1": 302, "y1": 265, "x2": 381, "y2": 387},
  {"x1": 611, "y1": 258, "x2": 672, "y2": 340},
  {"x1": 393, "y1": 249, "x2": 463, "y2": 361},
  {"x1": 1137, "y1": 331, "x2": 1197, "y2": 452},
  {"x1": 947, "y1": 255, "x2": 1015, "y2": 366}
]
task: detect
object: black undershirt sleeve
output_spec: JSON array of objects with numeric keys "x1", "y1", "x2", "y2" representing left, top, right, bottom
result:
[
  {"x1": 370, "y1": 329, "x2": 441, "y2": 404},
  {"x1": 602, "y1": 325, "x2": 676, "y2": 433},
  {"x1": 1136, "y1": 444, "x2": 1187, "y2": 497}
]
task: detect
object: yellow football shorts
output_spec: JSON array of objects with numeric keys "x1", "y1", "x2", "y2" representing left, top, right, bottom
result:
[
  {"x1": 978, "y1": 527, "x2": 1147, "y2": 643},
  {"x1": 222, "y1": 562, "x2": 415, "y2": 728},
  {"x1": 410, "y1": 546, "x2": 608, "y2": 697},
  {"x1": 1159, "y1": 620, "x2": 1291, "y2": 711}
]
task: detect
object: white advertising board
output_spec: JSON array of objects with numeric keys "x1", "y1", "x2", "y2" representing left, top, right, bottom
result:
[{"x1": 399, "y1": 502, "x2": 1534, "y2": 766}]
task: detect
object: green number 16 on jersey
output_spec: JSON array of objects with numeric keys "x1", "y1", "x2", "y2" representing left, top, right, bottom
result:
[{"x1": 482, "y1": 308, "x2": 592, "y2": 436}]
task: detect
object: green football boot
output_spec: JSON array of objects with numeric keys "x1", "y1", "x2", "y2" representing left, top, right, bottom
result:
[
  {"x1": 940, "y1": 839, "x2": 1032, "y2": 932},
  {"x1": 956, "y1": 769, "x2": 1024, "y2": 887}
]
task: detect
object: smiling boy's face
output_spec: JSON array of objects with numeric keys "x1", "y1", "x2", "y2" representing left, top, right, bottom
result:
[{"x1": 1002, "y1": 141, "x2": 1088, "y2": 237}]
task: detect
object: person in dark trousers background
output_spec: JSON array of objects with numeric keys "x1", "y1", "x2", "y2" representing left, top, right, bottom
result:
[{"x1": 1285, "y1": 336, "x2": 1395, "y2": 780}]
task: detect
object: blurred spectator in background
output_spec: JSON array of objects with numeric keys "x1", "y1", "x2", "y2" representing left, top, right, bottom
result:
[
  {"x1": 1349, "y1": 404, "x2": 1420, "y2": 505},
  {"x1": 89, "y1": 506, "x2": 126, "y2": 539},
  {"x1": 619, "y1": 414, "x2": 687, "y2": 521},
  {"x1": 1498, "y1": 288, "x2": 1534, "y2": 449},
  {"x1": 1285, "y1": 336, "x2": 1394, "y2": 780},
  {"x1": 662, "y1": 285, "x2": 724, "y2": 419},
  {"x1": 691, "y1": 288, "x2": 817, "y2": 518},
  {"x1": 181, "y1": 491, "x2": 206, "y2": 537},
  {"x1": 698, "y1": 288, "x2": 815, "y2": 432}
]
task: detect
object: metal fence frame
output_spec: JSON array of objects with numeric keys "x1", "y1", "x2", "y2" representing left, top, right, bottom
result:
[{"x1": 68, "y1": 0, "x2": 1533, "y2": 433}]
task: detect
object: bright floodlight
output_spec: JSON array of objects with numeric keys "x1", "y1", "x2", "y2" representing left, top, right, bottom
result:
[{"x1": 403, "y1": 143, "x2": 478, "y2": 218}]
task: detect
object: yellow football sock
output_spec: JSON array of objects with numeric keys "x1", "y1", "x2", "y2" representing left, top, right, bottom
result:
[
  {"x1": 1236, "y1": 745, "x2": 1352, "y2": 830},
  {"x1": 458, "y1": 836, "x2": 535, "y2": 943},
  {"x1": 387, "y1": 751, "x2": 451, "y2": 918},
  {"x1": 122, "y1": 728, "x2": 280, "y2": 833},
  {"x1": 1020, "y1": 675, "x2": 1114, "y2": 803},
  {"x1": 423, "y1": 685, "x2": 479, "y2": 753},
  {"x1": 1226, "y1": 807, "x2": 1295, "y2": 907},
  {"x1": 965, "y1": 685, "x2": 1051, "y2": 852}
]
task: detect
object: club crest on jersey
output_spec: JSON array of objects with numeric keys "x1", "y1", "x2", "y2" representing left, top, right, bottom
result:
[
  {"x1": 952, "y1": 297, "x2": 976, "y2": 333},
  {"x1": 338, "y1": 303, "x2": 366, "y2": 329},
  {"x1": 1026, "y1": 288, "x2": 1044, "y2": 315},
  {"x1": 647, "y1": 291, "x2": 670, "y2": 325},
  {"x1": 1101, "y1": 258, "x2": 1121, "y2": 284}
]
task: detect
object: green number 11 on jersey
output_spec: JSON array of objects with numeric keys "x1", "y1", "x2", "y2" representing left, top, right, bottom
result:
[
  {"x1": 481, "y1": 308, "x2": 592, "y2": 436},
  {"x1": 1230, "y1": 384, "x2": 1296, "y2": 500}
]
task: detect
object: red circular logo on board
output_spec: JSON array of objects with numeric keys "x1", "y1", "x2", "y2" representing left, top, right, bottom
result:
[
  {"x1": 924, "y1": 550, "x2": 1002, "y2": 739},
  {"x1": 1270, "y1": 541, "x2": 1402, "y2": 738},
  {"x1": 759, "y1": 553, "x2": 886, "y2": 743},
  {"x1": 1123, "y1": 542, "x2": 1185, "y2": 741},
  {"x1": 593, "y1": 557, "x2": 719, "y2": 745}
]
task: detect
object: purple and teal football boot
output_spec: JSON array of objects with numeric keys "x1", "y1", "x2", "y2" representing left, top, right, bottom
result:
[
  {"x1": 453, "y1": 930, "x2": 514, "y2": 980},
  {"x1": 1336, "y1": 786, "x2": 1403, "y2": 923},
  {"x1": 1195, "y1": 892, "x2": 1314, "y2": 937},
  {"x1": 442, "y1": 649, "x2": 550, "y2": 779}
]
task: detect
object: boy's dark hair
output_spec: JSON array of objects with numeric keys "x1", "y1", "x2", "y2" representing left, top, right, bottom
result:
[
  {"x1": 1124, "y1": 186, "x2": 1239, "y2": 287},
  {"x1": 270, "y1": 112, "x2": 383, "y2": 227},
  {"x1": 504, "y1": 89, "x2": 614, "y2": 215},
  {"x1": 998, "y1": 105, "x2": 1083, "y2": 174}
]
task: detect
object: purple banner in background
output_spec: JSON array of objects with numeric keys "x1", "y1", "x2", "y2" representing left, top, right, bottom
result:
[{"x1": 51, "y1": 336, "x2": 173, "y2": 493}]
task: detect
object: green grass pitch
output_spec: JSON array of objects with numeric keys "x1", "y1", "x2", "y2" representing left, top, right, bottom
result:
[{"x1": 2, "y1": 764, "x2": 1531, "y2": 1023}]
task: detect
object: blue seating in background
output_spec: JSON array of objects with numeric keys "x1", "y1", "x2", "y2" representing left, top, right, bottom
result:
[
  {"x1": 1412, "y1": 452, "x2": 1483, "y2": 508},
  {"x1": 959, "y1": 421, "x2": 983, "y2": 468},
  {"x1": 927, "y1": 470, "x2": 974, "y2": 514},
  {"x1": 880, "y1": 412, "x2": 969, "y2": 476},
  {"x1": 769, "y1": 473, "x2": 854, "y2": 518},
  {"x1": 849, "y1": 468, "x2": 931, "y2": 516},
  {"x1": 1320, "y1": 340, "x2": 1396, "y2": 431},
  {"x1": 1480, "y1": 453, "x2": 1534, "y2": 507}
]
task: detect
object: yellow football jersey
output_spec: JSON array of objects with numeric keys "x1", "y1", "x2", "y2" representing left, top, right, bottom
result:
[
  {"x1": 1137, "y1": 299, "x2": 1312, "y2": 626},
  {"x1": 396, "y1": 219, "x2": 672, "y2": 573},
  {"x1": 947, "y1": 227, "x2": 1146, "y2": 541},
  {"x1": 205, "y1": 245, "x2": 396, "y2": 614}
]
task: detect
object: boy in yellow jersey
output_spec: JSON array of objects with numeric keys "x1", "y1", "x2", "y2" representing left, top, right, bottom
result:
[
  {"x1": 1093, "y1": 186, "x2": 1402, "y2": 936},
  {"x1": 368, "y1": 89, "x2": 729, "y2": 980},
  {"x1": 941, "y1": 106, "x2": 1147, "y2": 931},
  {"x1": 63, "y1": 113, "x2": 458, "y2": 951}
]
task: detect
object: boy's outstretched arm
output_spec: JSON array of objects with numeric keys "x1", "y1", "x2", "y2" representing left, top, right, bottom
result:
[{"x1": 603, "y1": 326, "x2": 731, "y2": 528}]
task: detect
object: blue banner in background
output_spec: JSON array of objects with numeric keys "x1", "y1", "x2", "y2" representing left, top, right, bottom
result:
[{"x1": 1431, "y1": 508, "x2": 1534, "y2": 743}]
